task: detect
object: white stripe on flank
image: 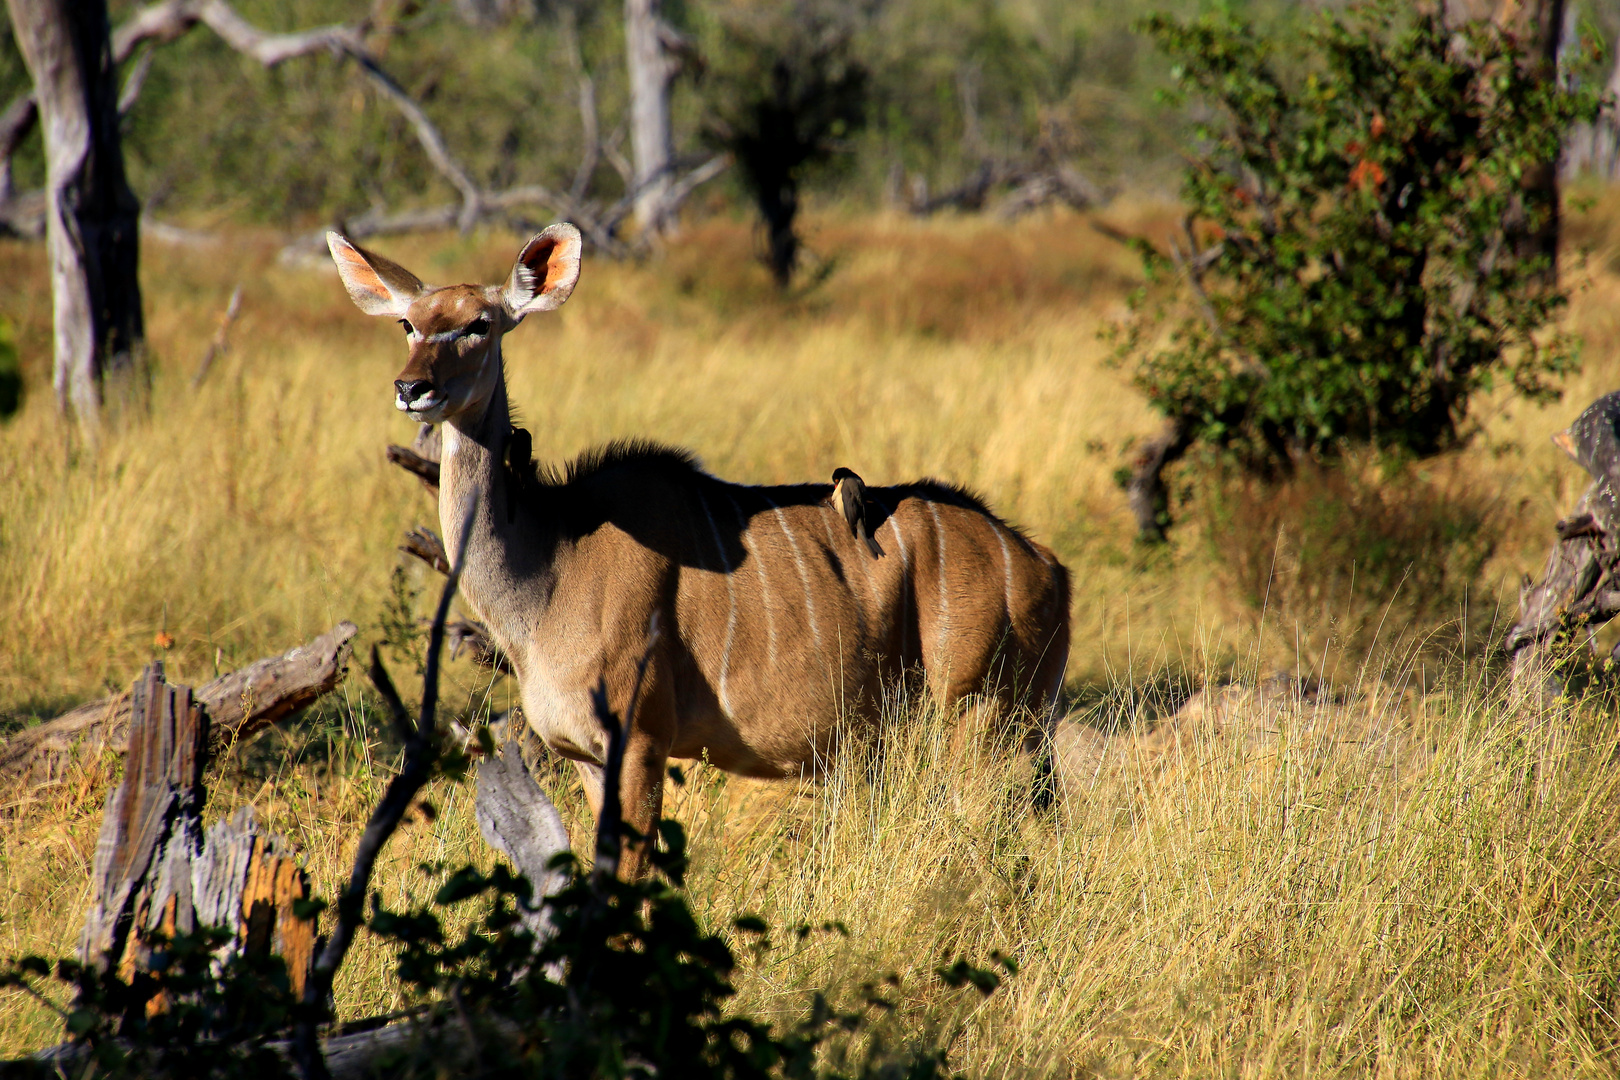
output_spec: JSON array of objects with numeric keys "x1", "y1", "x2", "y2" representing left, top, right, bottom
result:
[
  {"x1": 733, "y1": 494, "x2": 778, "y2": 665},
  {"x1": 927, "y1": 500, "x2": 949, "y2": 664},
  {"x1": 992, "y1": 524, "x2": 1014, "y2": 625},
  {"x1": 880, "y1": 497, "x2": 910, "y2": 572},
  {"x1": 766, "y1": 496, "x2": 822, "y2": 650},
  {"x1": 698, "y1": 492, "x2": 737, "y2": 717},
  {"x1": 874, "y1": 495, "x2": 911, "y2": 664}
]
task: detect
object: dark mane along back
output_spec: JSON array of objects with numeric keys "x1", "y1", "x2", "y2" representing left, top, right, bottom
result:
[
  {"x1": 899, "y1": 477, "x2": 1038, "y2": 547},
  {"x1": 542, "y1": 438, "x2": 706, "y2": 488}
]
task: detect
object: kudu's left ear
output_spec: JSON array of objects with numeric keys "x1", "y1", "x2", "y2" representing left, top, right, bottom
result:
[
  {"x1": 504, "y1": 223, "x2": 582, "y2": 319},
  {"x1": 327, "y1": 233, "x2": 426, "y2": 318}
]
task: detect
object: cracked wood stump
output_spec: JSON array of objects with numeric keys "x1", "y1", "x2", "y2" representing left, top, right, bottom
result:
[
  {"x1": 1505, "y1": 390, "x2": 1620, "y2": 703},
  {"x1": 80, "y1": 663, "x2": 316, "y2": 996}
]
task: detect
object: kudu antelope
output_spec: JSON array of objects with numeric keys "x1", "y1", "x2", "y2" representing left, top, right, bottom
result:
[{"x1": 328, "y1": 224, "x2": 1071, "y2": 877}]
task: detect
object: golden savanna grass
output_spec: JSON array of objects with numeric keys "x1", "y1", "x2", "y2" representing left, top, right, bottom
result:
[{"x1": 2, "y1": 198, "x2": 1620, "y2": 1074}]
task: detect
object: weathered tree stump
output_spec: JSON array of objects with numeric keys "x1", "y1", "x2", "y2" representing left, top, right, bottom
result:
[
  {"x1": 1505, "y1": 391, "x2": 1620, "y2": 702},
  {"x1": 80, "y1": 664, "x2": 317, "y2": 995},
  {"x1": 0, "y1": 621, "x2": 357, "y2": 785},
  {"x1": 476, "y1": 740, "x2": 571, "y2": 949}
]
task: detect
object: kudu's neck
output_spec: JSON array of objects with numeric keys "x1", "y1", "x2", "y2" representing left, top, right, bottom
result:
[
  {"x1": 436, "y1": 351, "x2": 547, "y2": 640},
  {"x1": 439, "y1": 357, "x2": 511, "y2": 543}
]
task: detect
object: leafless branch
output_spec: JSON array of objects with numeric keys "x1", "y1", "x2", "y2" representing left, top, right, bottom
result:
[
  {"x1": 663, "y1": 154, "x2": 729, "y2": 211},
  {"x1": 386, "y1": 443, "x2": 442, "y2": 493},
  {"x1": 400, "y1": 525, "x2": 450, "y2": 575},
  {"x1": 295, "y1": 493, "x2": 477, "y2": 1080},
  {"x1": 191, "y1": 284, "x2": 242, "y2": 389},
  {"x1": 117, "y1": 48, "x2": 156, "y2": 117},
  {"x1": 602, "y1": 123, "x2": 635, "y2": 186},
  {"x1": 560, "y1": 10, "x2": 599, "y2": 204}
]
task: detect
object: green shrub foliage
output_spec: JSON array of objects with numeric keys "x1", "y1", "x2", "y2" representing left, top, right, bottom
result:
[
  {"x1": 369, "y1": 819, "x2": 1001, "y2": 1078},
  {"x1": 702, "y1": 1, "x2": 872, "y2": 287},
  {"x1": 0, "y1": 927, "x2": 299, "y2": 1079},
  {"x1": 1117, "y1": 2, "x2": 1606, "y2": 468},
  {"x1": 3, "y1": 820, "x2": 1002, "y2": 1078}
]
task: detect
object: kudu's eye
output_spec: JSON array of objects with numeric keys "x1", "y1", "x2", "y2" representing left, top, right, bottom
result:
[
  {"x1": 400, "y1": 319, "x2": 414, "y2": 335},
  {"x1": 467, "y1": 317, "x2": 490, "y2": 337}
]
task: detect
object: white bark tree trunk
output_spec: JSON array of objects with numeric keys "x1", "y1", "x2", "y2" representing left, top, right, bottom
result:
[
  {"x1": 625, "y1": 0, "x2": 679, "y2": 239},
  {"x1": 4, "y1": 0, "x2": 143, "y2": 434}
]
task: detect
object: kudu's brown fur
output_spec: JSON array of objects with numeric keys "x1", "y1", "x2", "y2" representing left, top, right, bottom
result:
[{"x1": 329, "y1": 224, "x2": 1072, "y2": 877}]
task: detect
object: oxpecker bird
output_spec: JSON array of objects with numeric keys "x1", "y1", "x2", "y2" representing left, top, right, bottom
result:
[{"x1": 832, "y1": 467, "x2": 882, "y2": 557}]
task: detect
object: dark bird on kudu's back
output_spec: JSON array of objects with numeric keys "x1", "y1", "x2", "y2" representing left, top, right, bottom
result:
[{"x1": 832, "y1": 467, "x2": 882, "y2": 557}]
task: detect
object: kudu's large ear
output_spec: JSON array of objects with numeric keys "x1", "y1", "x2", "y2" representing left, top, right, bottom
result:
[
  {"x1": 326, "y1": 232, "x2": 426, "y2": 318},
  {"x1": 504, "y1": 223, "x2": 582, "y2": 319}
]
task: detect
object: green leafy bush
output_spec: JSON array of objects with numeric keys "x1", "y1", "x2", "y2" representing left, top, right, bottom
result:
[
  {"x1": 369, "y1": 818, "x2": 1004, "y2": 1078},
  {"x1": 1115, "y1": 3, "x2": 1605, "y2": 482},
  {"x1": 1, "y1": 927, "x2": 299, "y2": 1079},
  {"x1": 702, "y1": 1, "x2": 871, "y2": 287},
  {"x1": 3, "y1": 817, "x2": 1001, "y2": 1078}
]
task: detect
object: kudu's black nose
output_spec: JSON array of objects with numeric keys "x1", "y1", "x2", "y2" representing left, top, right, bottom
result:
[{"x1": 395, "y1": 379, "x2": 435, "y2": 402}]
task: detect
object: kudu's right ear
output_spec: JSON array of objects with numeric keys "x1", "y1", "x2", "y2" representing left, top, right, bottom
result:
[
  {"x1": 326, "y1": 232, "x2": 426, "y2": 318},
  {"x1": 503, "y1": 223, "x2": 582, "y2": 320}
]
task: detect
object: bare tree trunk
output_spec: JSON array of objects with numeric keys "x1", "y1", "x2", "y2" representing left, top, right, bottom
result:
[
  {"x1": 1562, "y1": 23, "x2": 1620, "y2": 182},
  {"x1": 1127, "y1": 418, "x2": 1192, "y2": 544},
  {"x1": 1515, "y1": 0, "x2": 1565, "y2": 280},
  {"x1": 625, "y1": 0, "x2": 680, "y2": 239},
  {"x1": 4, "y1": 0, "x2": 143, "y2": 434}
]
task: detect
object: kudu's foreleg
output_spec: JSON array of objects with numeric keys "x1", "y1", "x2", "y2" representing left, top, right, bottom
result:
[{"x1": 571, "y1": 665, "x2": 675, "y2": 880}]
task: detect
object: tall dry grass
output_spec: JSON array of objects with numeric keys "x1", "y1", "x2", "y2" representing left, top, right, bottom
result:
[{"x1": 1, "y1": 198, "x2": 1619, "y2": 1072}]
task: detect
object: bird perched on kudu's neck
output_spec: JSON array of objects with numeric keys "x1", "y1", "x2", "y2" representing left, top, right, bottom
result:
[{"x1": 832, "y1": 467, "x2": 883, "y2": 557}]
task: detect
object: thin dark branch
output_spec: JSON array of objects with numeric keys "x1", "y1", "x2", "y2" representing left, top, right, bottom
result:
[
  {"x1": 367, "y1": 644, "x2": 412, "y2": 746},
  {"x1": 294, "y1": 492, "x2": 478, "y2": 1080},
  {"x1": 190, "y1": 284, "x2": 242, "y2": 389},
  {"x1": 588, "y1": 681, "x2": 625, "y2": 882},
  {"x1": 589, "y1": 615, "x2": 662, "y2": 881}
]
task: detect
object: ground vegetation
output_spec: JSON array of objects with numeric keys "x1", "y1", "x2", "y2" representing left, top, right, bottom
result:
[{"x1": 2, "y1": 198, "x2": 1620, "y2": 1073}]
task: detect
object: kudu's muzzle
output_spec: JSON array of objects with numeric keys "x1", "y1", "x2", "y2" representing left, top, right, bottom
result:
[{"x1": 395, "y1": 378, "x2": 441, "y2": 412}]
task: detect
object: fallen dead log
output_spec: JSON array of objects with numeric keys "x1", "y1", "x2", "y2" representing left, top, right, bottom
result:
[
  {"x1": 0, "y1": 621, "x2": 357, "y2": 785},
  {"x1": 906, "y1": 159, "x2": 1109, "y2": 219}
]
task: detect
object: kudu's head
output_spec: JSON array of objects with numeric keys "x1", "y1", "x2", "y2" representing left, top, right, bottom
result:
[{"x1": 326, "y1": 224, "x2": 582, "y2": 425}]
